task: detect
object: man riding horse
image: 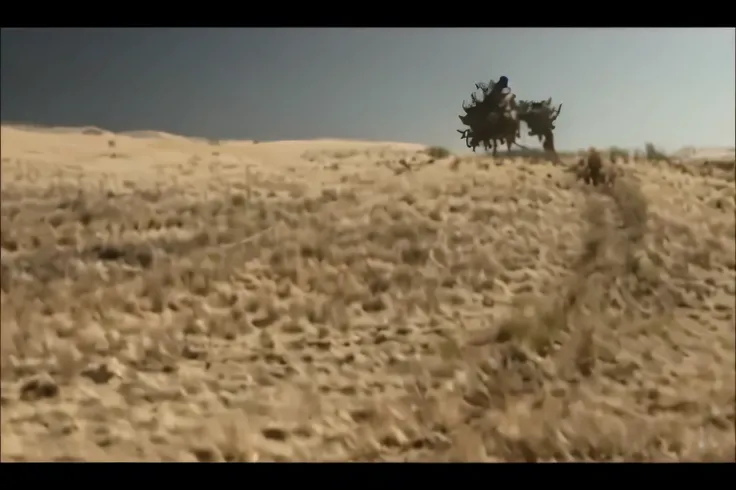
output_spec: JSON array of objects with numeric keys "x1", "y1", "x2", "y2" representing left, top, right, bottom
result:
[
  {"x1": 487, "y1": 75, "x2": 517, "y2": 120},
  {"x1": 465, "y1": 76, "x2": 520, "y2": 152}
]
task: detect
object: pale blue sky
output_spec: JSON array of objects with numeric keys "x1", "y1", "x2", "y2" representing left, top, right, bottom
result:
[{"x1": 1, "y1": 28, "x2": 734, "y2": 152}]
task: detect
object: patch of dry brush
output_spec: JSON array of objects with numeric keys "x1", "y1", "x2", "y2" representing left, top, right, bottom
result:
[{"x1": 0, "y1": 147, "x2": 734, "y2": 462}]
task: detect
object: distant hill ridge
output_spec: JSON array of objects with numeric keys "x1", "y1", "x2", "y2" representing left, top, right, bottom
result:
[{"x1": 1, "y1": 122, "x2": 734, "y2": 159}]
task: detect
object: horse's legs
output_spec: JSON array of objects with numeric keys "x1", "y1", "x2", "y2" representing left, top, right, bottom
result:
[
  {"x1": 543, "y1": 130, "x2": 556, "y2": 153},
  {"x1": 542, "y1": 130, "x2": 560, "y2": 163}
]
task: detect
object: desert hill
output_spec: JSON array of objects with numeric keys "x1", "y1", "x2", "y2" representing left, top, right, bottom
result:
[{"x1": 1, "y1": 125, "x2": 733, "y2": 461}]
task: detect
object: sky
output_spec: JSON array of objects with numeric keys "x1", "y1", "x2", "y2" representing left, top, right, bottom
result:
[{"x1": 1, "y1": 28, "x2": 734, "y2": 152}]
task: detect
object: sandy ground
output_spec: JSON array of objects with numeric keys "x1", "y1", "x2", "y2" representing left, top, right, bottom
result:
[{"x1": 0, "y1": 126, "x2": 734, "y2": 462}]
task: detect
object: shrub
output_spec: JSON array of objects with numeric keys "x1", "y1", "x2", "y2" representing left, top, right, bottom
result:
[
  {"x1": 424, "y1": 146, "x2": 452, "y2": 159},
  {"x1": 609, "y1": 146, "x2": 629, "y2": 163},
  {"x1": 644, "y1": 142, "x2": 668, "y2": 162}
]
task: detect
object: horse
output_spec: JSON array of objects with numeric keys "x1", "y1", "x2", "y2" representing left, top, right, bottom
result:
[{"x1": 458, "y1": 108, "x2": 525, "y2": 157}]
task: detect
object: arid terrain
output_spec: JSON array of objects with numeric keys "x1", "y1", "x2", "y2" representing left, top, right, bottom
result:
[{"x1": 1, "y1": 125, "x2": 734, "y2": 462}]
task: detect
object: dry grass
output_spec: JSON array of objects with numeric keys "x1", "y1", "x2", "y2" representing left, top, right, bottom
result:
[{"x1": 0, "y1": 126, "x2": 734, "y2": 462}]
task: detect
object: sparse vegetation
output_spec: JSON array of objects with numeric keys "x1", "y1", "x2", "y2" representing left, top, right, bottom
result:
[
  {"x1": 0, "y1": 126, "x2": 733, "y2": 462},
  {"x1": 645, "y1": 142, "x2": 670, "y2": 162},
  {"x1": 107, "y1": 138, "x2": 118, "y2": 158},
  {"x1": 609, "y1": 146, "x2": 629, "y2": 163},
  {"x1": 423, "y1": 145, "x2": 452, "y2": 159},
  {"x1": 574, "y1": 147, "x2": 621, "y2": 187}
]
